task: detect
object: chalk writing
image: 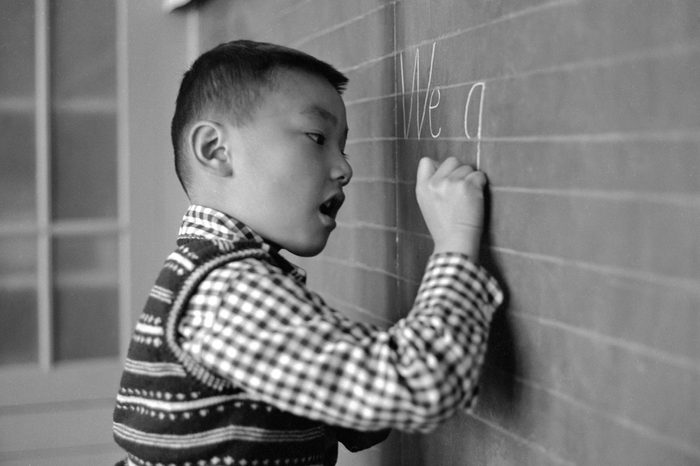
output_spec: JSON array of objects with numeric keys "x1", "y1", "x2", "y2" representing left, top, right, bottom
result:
[
  {"x1": 428, "y1": 87, "x2": 441, "y2": 138},
  {"x1": 464, "y1": 82, "x2": 485, "y2": 168},
  {"x1": 399, "y1": 42, "x2": 437, "y2": 139},
  {"x1": 399, "y1": 42, "x2": 486, "y2": 168}
]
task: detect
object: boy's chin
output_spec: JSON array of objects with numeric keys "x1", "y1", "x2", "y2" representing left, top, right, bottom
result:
[
  {"x1": 286, "y1": 244, "x2": 326, "y2": 257},
  {"x1": 283, "y1": 236, "x2": 329, "y2": 257}
]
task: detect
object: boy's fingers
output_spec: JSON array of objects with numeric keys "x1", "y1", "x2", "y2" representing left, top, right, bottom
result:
[
  {"x1": 465, "y1": 170, "x2": 488, "y2": 189},
  {"x1": 433, "y1": 156, "x2": 460, "y2": 179},
  {"x1": 416, "y1": 157, "x2": 437, "y2": 184},
  {"x1": 448, "y1": 164, "x2": 475, "y2": 180},
  {"x1": 418, "y1": 157, "x2": 482, "y2": 186}
]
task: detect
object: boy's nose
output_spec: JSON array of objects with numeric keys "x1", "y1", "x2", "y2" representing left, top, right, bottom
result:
[{"x1": 332, "y1": 155, "x2": 353, "y2": 186}]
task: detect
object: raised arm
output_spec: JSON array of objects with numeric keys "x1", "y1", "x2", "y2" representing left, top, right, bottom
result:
[{"x1": 178, "y1": 157, "x2": 502, "y2": 432}]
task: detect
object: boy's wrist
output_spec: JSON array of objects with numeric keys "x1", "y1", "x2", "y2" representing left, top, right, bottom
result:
[{"x1": 433, "y1": 231, "x2": 482, "y2": 262}]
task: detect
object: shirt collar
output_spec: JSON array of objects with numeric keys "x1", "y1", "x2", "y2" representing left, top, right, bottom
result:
[{"x1": 178, "y1": 204, "x2": 306, "y2": 282}]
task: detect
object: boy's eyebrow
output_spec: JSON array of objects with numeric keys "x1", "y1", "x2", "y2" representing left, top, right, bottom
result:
[{"x1": 301, "y1": 105, "x2": 339, "y2": 127}]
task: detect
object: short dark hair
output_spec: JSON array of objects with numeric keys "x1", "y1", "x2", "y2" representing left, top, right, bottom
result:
[{"x1": 171, "y1": 40, "x2": 348, "y2": 195}]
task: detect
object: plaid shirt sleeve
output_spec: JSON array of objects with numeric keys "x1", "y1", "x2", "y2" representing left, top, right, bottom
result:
[{"x1": 178, "y1": 252, "x2": 503, "y2": 433}]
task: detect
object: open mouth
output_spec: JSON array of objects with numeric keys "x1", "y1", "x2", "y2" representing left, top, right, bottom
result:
[{"x1": 319, "y1": 192, "x2": 345, "y2": 220}]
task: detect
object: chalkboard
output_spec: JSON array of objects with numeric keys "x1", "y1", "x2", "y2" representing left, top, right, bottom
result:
[{"x1": 196, "y1": 0, "x2": 700, "y2": 464}]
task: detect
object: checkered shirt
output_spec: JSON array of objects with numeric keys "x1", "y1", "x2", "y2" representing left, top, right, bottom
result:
[{"x1": 177, "y1": 204, "x2": 503, "y2": 433}]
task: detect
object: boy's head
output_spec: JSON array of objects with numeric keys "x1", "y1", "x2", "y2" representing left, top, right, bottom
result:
[{"x1": 171, "y1": 40, "x2": 353, "y2": 256}]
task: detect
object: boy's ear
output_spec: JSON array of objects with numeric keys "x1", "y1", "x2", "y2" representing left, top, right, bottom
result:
[{"x1": 188, "y1": 120, "x2": 233, "y2": 177}]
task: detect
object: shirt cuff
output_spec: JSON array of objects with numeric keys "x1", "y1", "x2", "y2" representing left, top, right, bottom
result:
[{"x1": 424, "y1": 252, "x2": 504, "y2": 318}]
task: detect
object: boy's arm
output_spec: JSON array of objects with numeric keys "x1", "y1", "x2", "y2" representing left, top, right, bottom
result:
[
  {"x1": 180, "y1": 251, "x2": 501, "y2": 432},
  {"x1": 179, "y1": 158, "x2": 503, "y2": 432}
]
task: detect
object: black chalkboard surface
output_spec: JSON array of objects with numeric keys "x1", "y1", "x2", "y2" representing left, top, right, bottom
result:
[{"x1": 198, "y1": 0, "x2": 699, "y2": 464}]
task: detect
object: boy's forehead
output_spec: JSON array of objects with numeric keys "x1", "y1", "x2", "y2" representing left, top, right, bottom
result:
[{"x1": 268, "y1": 69, "x2": 346, "y2": 121}]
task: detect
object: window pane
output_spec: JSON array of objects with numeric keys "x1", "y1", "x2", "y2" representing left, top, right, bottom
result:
[
  {"x1": 52, "y1": 234, "x2": 119, "y2": 362},
  {"x1": 50, "y1": 0, "x2": 116, "y2": 101},
  {"x1": 0, "y1": 0, "x2": 36, "y2": 224},
  {"x1": 50, "y1": 0, "x2": 117, "y2": 221},
  {"x1": 0, "y1": 237, "x2": 37, "y2": 366},
  {"x1": 51, "y1": 112, "x2": 117, "y2": 220},
  {"x1": 0, "y1": 113, "x2": 36, "y2": 223},
  {"x1": 0, "y1": 0, "x2": 35, "y2": 97}
]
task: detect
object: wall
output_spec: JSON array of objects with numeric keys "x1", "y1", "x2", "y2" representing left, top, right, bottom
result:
[{"x1": 196, "y1": 1, "x2": 700, "y2": 465}]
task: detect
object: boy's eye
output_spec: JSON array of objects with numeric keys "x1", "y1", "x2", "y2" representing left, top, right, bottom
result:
[
  {"x1": 307, "y1": 132, "x2": 348, "y2": 159},
  {"x1": 306, "y1": 133, "x2": 326, "y2": 145}
]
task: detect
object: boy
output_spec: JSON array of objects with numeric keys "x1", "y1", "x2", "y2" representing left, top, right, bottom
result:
[{"x1": 113, "y1": 40, "x2": 502, "y2": 466}]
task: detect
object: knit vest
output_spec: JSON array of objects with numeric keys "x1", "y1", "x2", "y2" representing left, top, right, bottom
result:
[{"x1": 113, "y1": 238, "x2": 336, "y2": 466}]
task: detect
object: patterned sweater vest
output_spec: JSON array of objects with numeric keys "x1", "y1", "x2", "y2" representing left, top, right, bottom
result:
[{"x1": 113, "y1": 238, "x2": 335, "y2": 466}]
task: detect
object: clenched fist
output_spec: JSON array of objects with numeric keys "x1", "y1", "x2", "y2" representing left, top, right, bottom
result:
[{"x1": 415, "y1": 156, "x2": 487, "y2": 261}]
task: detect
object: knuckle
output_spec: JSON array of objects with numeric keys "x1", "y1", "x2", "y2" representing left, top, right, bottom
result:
[{"x1": 428, "y1": 178, "x2": 442, "y2": 191}]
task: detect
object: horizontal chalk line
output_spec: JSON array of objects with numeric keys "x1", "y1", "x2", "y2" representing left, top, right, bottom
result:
[
  {"x1": 276, "y1": 0, "x2": 314, "y2": 19},
  {"x1": 390, "y1": 178, "x2": 700, "y2": 208},
  {"x1": 319, "y1": 284, "x2": 699, "y2": 458},
  {"x1": 344, "y1": 41, "x2": 700, "y2": 107},
  {"x1": 331, "y1": 0, "x2": 578, "y2": 79},
  {"x1": 336, "y1": 220, "x2": 398, "y2": 233},
  {"x1": 290, "y1": 1, "x2": 396, "y2": 48},
  {"x1": 438, "y1": 41, "x2": 700, "y2": 90},
  {"x1": 468, "y1": 412, "x2": 577, "y2": 466},
  {"x1": 317, "y1": 248, "x2": 698, "y2": 455},
  {"x1": 387, "y1": 228, "x2": 700, "y2": 293},
  {"x1": 346, "y1": 137, "x2": 396, "y2": 144},
  {"x1": 395, "y1": 228, "x2": 431, "y2": 241},
  {"x1": 311, "y1": 257, "x2": 699, "y2": 455},
  {"x1": 348, "y1": 130, "x2": 700, "y2": 145},
  {"x1": 344, "y1": 92, "x2": 395, "y2": 106},
  {"x1": 492, "y1": 186, "x2": 700, "y2": 208},
  {"x1": 350, "y1": 176, "x2": 397, "y2": 184},
  {"x1": 492, "y1": 246, "x2": 700, "y2": 296},
  {"x1": 340, "y1": 50, "x2": 396, "y2": 74},
  {"x1": 328, "y1": 237, "x2": 698, "y2": 365},
  {"x1": 341, "y1": 0, "x2": 578, "y2": 77},
  {"x1": 289, "y1": 3, "x2": 700, "y2": 106},
  {"x1": 438, "y1": 129, "x2": 700, "y2": 143},
  {"x1": 484, "y1": 365, "x2": 700, "y2": 460},
  {"x1": 319, "y1": 267, "x2": 699, "y2": 455},
  {"x1": 513, "y1": 310, "x2": 700, "y2": 375},
  {"x1": 399, "y1": 0, "x2": 580, "y2": 59},
  {"x1": 354, "y1": 128, "x2": 699, "y2": 162},
  {"x1": 340, "y1": 0, "x2": 580, "y2": 93}
]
